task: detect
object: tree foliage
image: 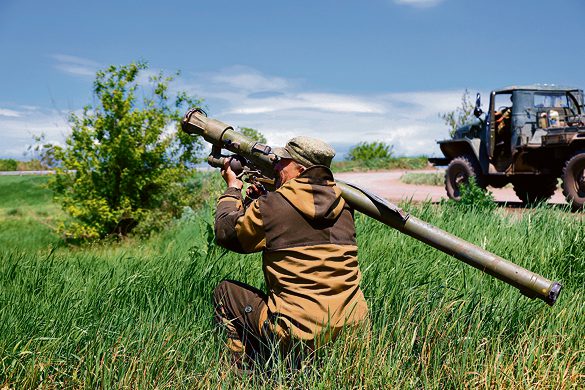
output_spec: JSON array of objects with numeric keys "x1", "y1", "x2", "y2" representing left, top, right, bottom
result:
[
  {"x1": 0, "y1": 159, "x2": 18, "y2": 171},
  {"x1": 48, "y1": 61, "x2": 204, "y2": 241},
  {"x1": 439, "y1": 89, "x2": 476, "y2": 137},
  {"x1": 348, "y1": 141, "x2": 394, "y2": 162},
  {"x1": 239, "y1": 127, "x2": 267, "y2": 144}
]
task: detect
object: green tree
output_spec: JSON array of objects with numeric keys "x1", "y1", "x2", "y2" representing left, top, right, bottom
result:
[
  {"x1": 348, "y1": 141, "x2": 394, "y2": 161},
  {"x1": 439, "y1": 89, "x2": 476, "y2": 137},
  {"x1": 239, "y1": 127, "x2": 267, "y2": 143},
  {"x1": 0, "y1": 159, "x2": 18, "y2": 171},
  {"x1": 48, "y1": 61, "x2": 204, "y2": 241}
]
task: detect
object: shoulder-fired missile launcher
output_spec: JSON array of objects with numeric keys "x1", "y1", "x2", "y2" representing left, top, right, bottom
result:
[{"x1": 182, "y1": 108, "x2": 562, "y2": 306}]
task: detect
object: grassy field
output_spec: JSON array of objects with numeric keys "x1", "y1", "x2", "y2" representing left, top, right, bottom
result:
[
  {"x1": 0, "y1": 175, "x2": 65, "y2": 251},
  {"x1": 400, "y1": 171, "x2": 445, "y2": 186},
  {"x1": 0, "y1": 176, "x2": 583, "y2": 388}
]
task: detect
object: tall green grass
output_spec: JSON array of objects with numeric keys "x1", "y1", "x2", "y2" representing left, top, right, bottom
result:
[
  {"x1": 0, "y1": 177, "x2": 583, "y2": 388},
  {"x1": 0, "y1": 176, "x2": 63, "y2": 250},
  {"x1": 332, "y1": 156, "x2": 430, "y2": 172},
  {"x1": 400, "y1": 171, "x2": 444, "y2": 186},
  {"x1": 0, "y1": 176, "x2": 53, "y2": 208}
]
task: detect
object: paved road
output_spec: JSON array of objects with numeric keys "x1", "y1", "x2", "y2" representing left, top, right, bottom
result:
[
  {"x1": 0, "y1": 170, "x2": 54, "y2": 175},
  {"x1": 335, "y1": 169, "x2": 567, "y2": 206}
]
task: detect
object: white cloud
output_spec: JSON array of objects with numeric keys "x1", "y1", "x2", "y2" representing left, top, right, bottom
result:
[
  {"x1": 179, "y1": 67, "x2": 470, "y2": 157},
  {"x1": 208, "y1": 65, "x2": 293, "y2": 92},
  {"x1": 227, "y1": 93, "x2": 385, "y2": 115},
  {"x1": 0, "y1": 108, "x2": 21, "y2": 117},
  {"x1": 394, "y1": 0, "x2": 444, "y2": 8},
  {"x1": 0, "y1": 106, "x2": 70, "y2": 159},
  {"x1": 52, "y1": 54, "x2": 100, "y2": 77},
  {"x1": 1, "y1": 65, "x2": 474, "y2": 159}
]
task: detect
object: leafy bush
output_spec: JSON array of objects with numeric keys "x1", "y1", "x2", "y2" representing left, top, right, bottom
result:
[
  {"x1": 47, "y1": 61, "x2": 204, "y2": 241},
  {"x1": 348, "y1": 141, "x2": 393, "y2": 162},
  {"x1": 0, "y1": 159, "x2": 18, "y2": 171},
  {"x1": 448, "y1": 178, "x2": 496, "y2": 211}
]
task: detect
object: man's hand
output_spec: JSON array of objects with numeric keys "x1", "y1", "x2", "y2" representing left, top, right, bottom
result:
[
  {"x1": 245, "y1": 183, "x2": 267, "y2": 200},
  {"x1": 221, "y1": 158, "x2": 244, "y2": 190}
]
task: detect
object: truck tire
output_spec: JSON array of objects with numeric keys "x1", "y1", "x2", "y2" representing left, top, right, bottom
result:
[
  {"x1": 561, "y1": 151, "x2": 585, "y2": 211},
  {"x1": 445, "y1": 156, "x2": 485, "y2": 200},
  {"x1": 512, "y1": 176, "x2": 557, "y2": 205}
]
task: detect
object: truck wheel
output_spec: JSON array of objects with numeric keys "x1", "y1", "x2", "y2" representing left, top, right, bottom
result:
[
  {"x1": 562, "y1": 151, "x2": 585, "y2": 211},
  {"x1": 445, "y1": 156, "x2": 484, "y2": 200},
  {"x1": 512, "y1": 176, "x2": 557, "y2": 205}
]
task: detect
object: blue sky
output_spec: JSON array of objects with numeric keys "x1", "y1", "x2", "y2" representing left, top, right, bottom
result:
[{"x1": 1, "y1": 0, "x2": 585, "y2": 159}]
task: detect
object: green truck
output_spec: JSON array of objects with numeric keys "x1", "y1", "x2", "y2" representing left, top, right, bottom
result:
[{"x1": 430, "y1": 85, "x2": 585, "y2": 210}]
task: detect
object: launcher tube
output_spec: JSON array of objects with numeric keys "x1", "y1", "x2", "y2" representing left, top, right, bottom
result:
[{"x1": 338, "y1": 181, "x2": 561, "y2": 305}]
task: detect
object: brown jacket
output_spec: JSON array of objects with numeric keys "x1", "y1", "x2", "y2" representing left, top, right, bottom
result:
[{"x1": 215, "y1": 166, "x2": 369, "y2": 341}]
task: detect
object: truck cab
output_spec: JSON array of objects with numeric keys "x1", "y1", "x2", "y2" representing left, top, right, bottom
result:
[{"x1": 433, "y1": 85, "x2": 585, "y2": 209}]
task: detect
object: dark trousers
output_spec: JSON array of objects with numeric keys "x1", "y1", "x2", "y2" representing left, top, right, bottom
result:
[{"x1": 213, "y1": 280, "x2": 271, "y2": 362}]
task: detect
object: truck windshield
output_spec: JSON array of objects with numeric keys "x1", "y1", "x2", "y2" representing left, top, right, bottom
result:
[
  {"x1": 534, "y1": 93, "x2": 569, "y2": 108},
  {"x1": 534, "y1": 92, "x2": 582, "y2": 114}
]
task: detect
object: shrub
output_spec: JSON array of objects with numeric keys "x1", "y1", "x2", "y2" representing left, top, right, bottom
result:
[
  {"x1": 450, "y1": 178, "x2": 496, "y2": 211},
  {"x1": 47, "y1": 61, "x2": 204, "y2": 241},
  {"x1": 348, "y1": 141, "x2": 394, "y2": 162},
  {"x1": 0, "y1": 159, "x2": 18, "y2": 171}
]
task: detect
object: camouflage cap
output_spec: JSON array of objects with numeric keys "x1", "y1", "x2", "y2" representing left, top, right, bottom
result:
[{"x1": 272, "y1": 136, "x2": 336, "y2": 168}]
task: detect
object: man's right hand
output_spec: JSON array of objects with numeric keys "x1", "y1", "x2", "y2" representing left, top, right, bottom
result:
[
  {"x1": 245, "y1": 183, "x2": 267, "y2": 199},
  {"x1": 221, "y1": 158, "x2": 244, "y2": 190}
]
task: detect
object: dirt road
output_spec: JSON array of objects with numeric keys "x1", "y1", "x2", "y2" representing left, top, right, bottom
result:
[{"x1": 335, "y1": 169, "x2": 568, "y2": 206}]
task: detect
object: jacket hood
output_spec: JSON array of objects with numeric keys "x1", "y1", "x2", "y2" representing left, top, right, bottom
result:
[{"x1": 276, "y1": 165, "x2": 345, "y2": 221}]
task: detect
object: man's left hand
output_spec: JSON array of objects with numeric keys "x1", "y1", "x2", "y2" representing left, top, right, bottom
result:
[{"x1": 221, "y1": 158, "x2": 244, "y2": 190}]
